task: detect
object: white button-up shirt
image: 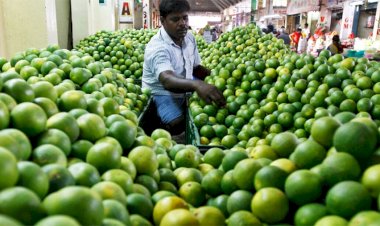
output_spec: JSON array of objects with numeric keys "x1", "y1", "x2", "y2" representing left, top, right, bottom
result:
[{"x1": 142, "y1": 27, "x2": 201, "y2": 96}]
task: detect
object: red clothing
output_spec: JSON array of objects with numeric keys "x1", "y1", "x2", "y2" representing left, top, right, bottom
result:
[{"x1": 290, "y1": 31, "x2": 302, "y2": 45}]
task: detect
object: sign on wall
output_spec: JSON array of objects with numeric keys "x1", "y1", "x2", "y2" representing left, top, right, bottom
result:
[
  {"x1": 142, "y1": 0, "x2": 150, "y2": 28},
  {"x1": 119, "y1": 0, "x2": 133, "y2": 23},
  {"x1": 287, "y1": 0, "x2": 320, "y2": 15}
]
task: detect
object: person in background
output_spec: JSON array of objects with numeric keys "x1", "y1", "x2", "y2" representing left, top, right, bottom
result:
[
  {"x1": 302, "y1": 23, "x2": 311, "y2": 40},
  {"x1": 277, "y1": 26, "x2": 291, "y2": 45},
  {"x1": 142, "y1": 0, "x2": 226, "y2": 141},
  {"x1": 289, "y1": 28, "x2": 302, "y2": 51},
  {"x1": 211, "y1": 28, "x2": 217, "y2": 41},
  {"x1": 267, "y1": 23, "x2": 275, "y2": 34},
  {"x1": 315, "y1": 32, "x2": 326, "y2": 56},
  {"x1": 327, "y1": 35, "x2": 343, "y2": 55}
]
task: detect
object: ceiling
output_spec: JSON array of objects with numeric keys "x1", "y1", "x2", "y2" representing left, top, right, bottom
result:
[{"x1": 188, "y1": 0, "x2": 243, "y2": 12}]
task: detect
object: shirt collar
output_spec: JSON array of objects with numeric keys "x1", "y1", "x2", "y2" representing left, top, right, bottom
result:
[{"x1": 159, "y1": 27, "x2": 187, "y2": 48}]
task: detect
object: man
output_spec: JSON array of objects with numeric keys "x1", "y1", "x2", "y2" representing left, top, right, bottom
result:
[
  {"x1": 327, "y1": 35, "x2": 343, "y2": 55},
  {"x1": 142, "y1": 0, "x2": 225, "y2": 138},
  {"x1": 290, "y1": 28, "x2": 302, "y2": 51},
  {"x1": 302, "y1": 23, "x2": 311, "y2": 40},
  {"x1": 277, "y1": 26, "x2": 290, "y2": 45}
]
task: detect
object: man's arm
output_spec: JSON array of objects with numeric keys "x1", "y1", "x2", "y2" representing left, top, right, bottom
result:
[
  {"x1": 159, "y1": 70, "x2": 225, "y2": 106},
  {"x1": 193, "y1": 65, "x2": 210, "y2": 80}
]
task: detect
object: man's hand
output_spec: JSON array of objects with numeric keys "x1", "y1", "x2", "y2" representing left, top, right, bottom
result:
[{"x1": 195, "y1": 81, "x2": 226, "y2": 106}]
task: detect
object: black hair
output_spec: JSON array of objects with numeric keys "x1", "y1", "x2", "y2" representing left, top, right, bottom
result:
[
  {"x1": 305, "y1": 23, "x2": 309, "y2": 27},
  {"x1": 332, "y1": 35, "x2": 340, "y2": 42},
  {"x1": 297, "y1": 28, "x2": 302, "y2": 32},
  {"x1": 159, "y1": 0, "x2": 190, "y2": 18}
]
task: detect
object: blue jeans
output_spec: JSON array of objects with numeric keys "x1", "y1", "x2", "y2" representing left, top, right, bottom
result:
[{"x1": 153, "y1": 95, "x2": 185, "y2": 124}]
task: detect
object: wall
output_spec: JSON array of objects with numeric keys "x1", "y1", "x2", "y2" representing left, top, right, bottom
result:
[
  {"x1": 357, "y1": 10, "x2": 376, "y2": 38},
  {"x1": 90, "y1": 0, "x2": 116, "y2": 33},
  {"x1": 0, "y1": 0, "x2": 49, "y2": 59},
  {"x1": 0, "y1": 0, "x2": 6, "y2": 57},
  {"x1": 71, "y1": 0, "x2": 90, "y2": 48},
  {"x1": 55, "y1": 0, "x2": 71, "y2": 49},
  {"x1": 340, "y1": 1, "x2": 356, "y2": 39}
]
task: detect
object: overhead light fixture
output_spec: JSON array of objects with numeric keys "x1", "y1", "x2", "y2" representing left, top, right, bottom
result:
[{"x1": 195, "y1": 1, "x2": 201, "y2": 5}]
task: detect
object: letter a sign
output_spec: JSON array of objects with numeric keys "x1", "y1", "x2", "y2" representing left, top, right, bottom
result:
[{"x1": 119, "y1": 0, "x2": 133, "y2": 23}]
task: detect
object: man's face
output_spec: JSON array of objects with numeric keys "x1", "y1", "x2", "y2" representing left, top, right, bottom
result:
[{"x1": 161, "y1": 11, "x2": 189, "y2": 42}]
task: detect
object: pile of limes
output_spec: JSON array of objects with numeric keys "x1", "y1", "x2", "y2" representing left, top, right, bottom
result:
[
  {"x1": 75, "y1": 29, "x2": 156, "y2": 80},
  {"x1": 2, "y1": 22, "x2": 380, "y2": 226}
]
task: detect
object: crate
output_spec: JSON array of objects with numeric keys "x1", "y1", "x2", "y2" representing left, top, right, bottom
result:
[
  {"x1": 138, "y1": 97, "x2": 162, "y2": 136},
  {"x1": 185, "y1": 106, "x2": 225, "y2": 152}
]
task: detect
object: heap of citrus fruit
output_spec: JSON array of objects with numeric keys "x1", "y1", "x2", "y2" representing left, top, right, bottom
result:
[
  {"x1": 1, "y1": 23, "x2": 380, "y2": 226},
  {"x1": 74, "y1": 29, "x2": 155, "y2": 80}
]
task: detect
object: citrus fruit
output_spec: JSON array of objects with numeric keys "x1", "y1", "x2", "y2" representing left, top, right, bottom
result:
[
  {"x1": 129, "y1": 214, "x2": 153, "y2": 226},
  {"x1": 193, "y1": 206, "x2": 226, "y2": 226},
  {"x1": 179, "y1": 181, "x2": 206, "y2": 207},
  {"x1": 254, "y1": 165, "x2": 288, "y2": 191},
  {"x1": 151, "y1": 128, "x2": 172, "y2": 140},
  {"x1": 227, "y1": 210, "x2": 261, "y2": 226},
  {"x1": 202, "y1": 148, "x2": 225, "y2": 168},
  {"x1": 32, "y1": 144, "x2": 67, "y2": 167},
  {"x1": 153, "y1": 196, "x2": 188, "y2": 225},
  {"x1": 125, "y1": 193, "x2": 153, "y2": 219},
  {"x1": 285, "y1": 169, "x2": 323, "y2": 206},
  {"x1": 47, "y1": 112, "x2": 80, "y2": 142},
  {"x1": 311, "y1": 116, "x2": 341, "y2": 148},
  {"x1": 349, "y1": 210, "x2": 380, "y2": 226},
  {"x1": 43, "y1": 186, "x2": 104, "y2": 225},
  {"x1": 227, "y1": 190, "x2": 253, "y2": 215},
  {"x1": 37, "y1": 129, "x2": 71, "y2": 156},
  {"x1": 16, "y1": 161, "x2": 49, "y2": 199},
  {"x1": 175, "y1": 148, "x2": 199, "y2": 168},
  {"x1": 3, "y1": 79, "x2": 35, "y2": 103},
  {"x1": 33, "y1": 97, "x2": 59, "y2": 117},
  {"x1": 361, "y1": 164, "x2": 380, "y2": 198},
  {"x1": 77, "y1": 113, "x2": 107, "y2": 142},
  {"x1": 102, "y1": 169, "x2": 134, "y2": 194},
  {"x1": 128, "y1": 146, "x2": 158, "y2": 175},
  {"x1": 0, "y1": 187, "x2": 44, "y2": 225},
  {"x1": 314, "y1": 215, "x2": 348, "y2": 226},
  {"x1": 11, "y1": 102, "x2": 47, "y2": 137},
  {"x1": 251, "y1": 187, "x2": 289, "y2": 224},
  {"x1": 68, "y1": 162, "x2": 100, "y2": 187},
  {"x1": 34, "y1": 216, "x2": 81, "y2": 226},
  {"x1": 0, "y1": 100, "x2": 10, "y2": 129},
  {"x1": 108, "y1": 120, "x2": 137, "y2": 151},
  {"x1": 221, "y1": 150, "x2": 248, "y2": 172},
  {"x1": 232, "y1": 158, "x2": 262, "y2": 190},
  {"x1": 91, "y1": 181, "x2": 127, "y2": 205},
  {"x1": 120, "y1": 156, "x2": 137, "y2": 180},
  {"x1": 42, "y1": 164, "x2": 75, "y2": 193},
  {"x1": 320, "y1": 152, "x2": 361, "y2": 187},
  {"x1": 86, "y1": 142, "x2": 121, "y2": 173},
  {"x1": 326, "y1": 181, "x2": 371, "y2": 219},
  {"x1": 201, "y1": 169, "x2": 223, "y2": 197},
  {"x1": 102, "y1": 199, "x2": 131, "y2": 225},
  {"x1": 0, "y1": 147, "x2": 19, "y2": 190},
  {"x1": 289, "y1": 139, "x2": 326, "y2": 169},
  {"x1": 294, "y1": 203, "x2": 328, "y2": 226},
  {"x1": 0, "y1": 128, "x2": 32, "y2": 160},
  {"x1": 135, "y1": 175, "x2": 158, "y2": 194},
  {"x1": 270, "y1": 158, "x2": 297, "y2": 174},
  {"x1": 270, "y1": 132, "x2": 299, "y2": 157},
  {"x1": 333, "y1": 122, "x2": 378, "y2": 160}
]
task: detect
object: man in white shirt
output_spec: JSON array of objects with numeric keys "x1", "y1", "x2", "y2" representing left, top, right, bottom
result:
[{"x1": 142, "y1": 0, "x2": 225, "y2": 137}]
